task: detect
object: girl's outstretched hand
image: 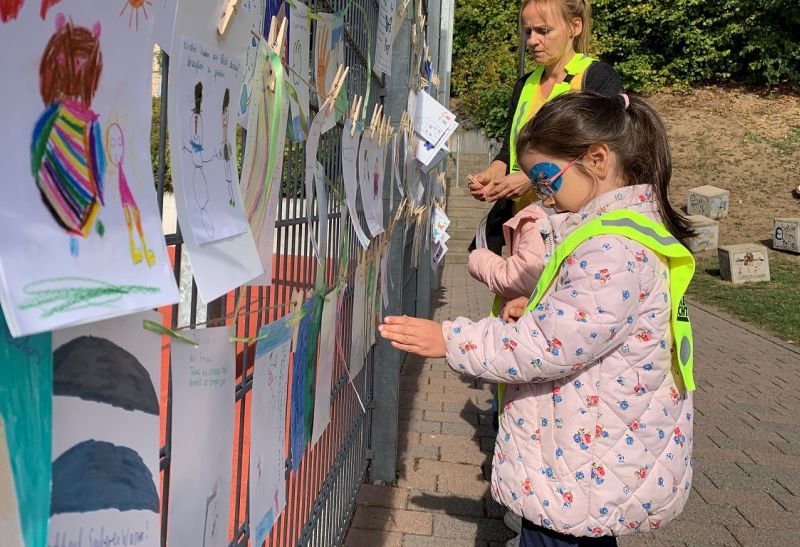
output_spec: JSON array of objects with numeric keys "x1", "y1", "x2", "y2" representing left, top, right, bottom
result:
[{"x1": 379, "y1": 316, "x2": 446, "y2": 358}]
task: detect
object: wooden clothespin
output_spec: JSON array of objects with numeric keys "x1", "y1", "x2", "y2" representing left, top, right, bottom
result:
[
  {"x1": 263, "y1": 16, "x2": 288, "y2": 91},
  {"x1": 349, "y1": 95, "x2": 363, "y2": 137},
  {"x1": 326, "y1": 65, "x2": 349, "y2": 116},
  {"x1": 217, "y1": 0, "x2": 240, "y2": 38},
  {"x1": 431, "y1": 73, "x2": 441, "y2": 91},
  {"x1": 370, "y1": 104, "x2": 383, "y2": 140}
]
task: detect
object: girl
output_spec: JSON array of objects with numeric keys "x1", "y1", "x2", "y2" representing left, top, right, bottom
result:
[{"x1": 380, "y1": 92, "x2": 695, "y2": 546}]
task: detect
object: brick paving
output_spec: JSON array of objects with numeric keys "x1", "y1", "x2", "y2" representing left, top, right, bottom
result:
[{"x1": 344, "y1": 263, "x2": 800, "y2": 547}]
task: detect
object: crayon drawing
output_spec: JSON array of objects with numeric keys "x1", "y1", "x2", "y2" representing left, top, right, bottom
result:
[
  {"x1": 119, "y1": 0, "x2": 150, "y2": 31},
  {"x1": 31, "y1": 15, "x2": 106, "y2": 256},
  {"x1": 49, "y1": 311, "x2": 161, "y2": 547},
  {"x1": 0, "y1": 3, "x2": 179, "y2": 337},
  {"x1": 0, "y1": 313, "x2": 52, "y2": 547}
]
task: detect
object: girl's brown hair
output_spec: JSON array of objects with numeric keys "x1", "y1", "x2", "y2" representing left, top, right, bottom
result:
[
  {"x1": 520, "y1": 0, "x2": 592, "y2": 54},
  {"x1": 515, "y1": 92, "x2": 696, "y2": 246}
]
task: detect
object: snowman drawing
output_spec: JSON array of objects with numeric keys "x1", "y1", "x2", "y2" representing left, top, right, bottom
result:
[{"x1": 182, "y1": 81, "x2": 215, "y2": 240}]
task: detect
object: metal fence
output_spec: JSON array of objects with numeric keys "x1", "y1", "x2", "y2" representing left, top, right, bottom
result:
[{"x1": 151, "y1": 1, "x2": 438, "y2": 546}]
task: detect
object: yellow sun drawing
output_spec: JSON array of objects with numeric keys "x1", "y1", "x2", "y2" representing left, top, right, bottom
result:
[{"x1": 120, "y1": 0, "x2": 152, "y2": 31}]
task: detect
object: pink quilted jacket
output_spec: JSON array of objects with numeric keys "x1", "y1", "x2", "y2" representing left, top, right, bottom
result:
[
  {"x1": 442, "y1": 185, "x2": 693, "y2": 537},
  {"x1": 468, "y1": 204, "x2": 554, "y2": 301}
]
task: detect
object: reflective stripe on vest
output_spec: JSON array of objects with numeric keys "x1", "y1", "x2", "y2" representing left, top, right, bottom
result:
[
  {"x1": 498, "y1": 210, "x2": 696, "y2": 423},
  {"x1": 508, "y1": 53, "x2": 595, "y2": 174}
]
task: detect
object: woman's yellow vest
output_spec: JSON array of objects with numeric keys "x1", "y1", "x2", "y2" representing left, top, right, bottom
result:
[{"x1": 497, "y1": 210, "x2": 696, "y2": 420}]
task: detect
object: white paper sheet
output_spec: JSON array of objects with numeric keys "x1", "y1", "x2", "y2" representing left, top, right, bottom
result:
[
  {"x1": 341, "y1": 121, "x2": 372, "y2": 249},
  {"x1": 154, "y1": 0, "x2": 178, "y2": 53},
  {"x1": 241, "y1": 41, "x2": 290, "y2": 284},
  {"x1": 374, "y1": 0, "x2": 396, "y2": 76},
  {"x1": 358, "y1": 132, "x2": 384, "y2": 238},
  {"x1": 414, "y1": 89, "x2": 458, "y2": 149},
  {"x1": 235, "y1": 0, "x2": 267, "y2": 127},
  {"x1": 431, "y1": 240, "x2": 448, "y2": 269},
  {"x1": 0, "y1": 2, "x2": 180, "y2": 337},
  {"x1": 303, "y1": 98, "x2": 336, "y2": 260},
  {"x1": 475, "y1": 215, "x2": 489, "y2": 250},
  {"x1": 287, "y1": 1, "x2": 311, "y2": 141},
  {"x1": 175, "y1": 37, "x2": 250, "y2": 245},
  {"x1": 349, "y1": 264, "x2": 367, "y2": 380},
  {"x1": 168, "y1": 326, "x2": 235, "y2": 547},
  {"x1": 169, "y1": 10, "x2": 264, "y2": 302},
  {"x1": 313, "y1": 13, "x2": 345, "y2": 133},
  {"x1": 250, "y1": 313, "x2": 294, "y2": 545},
  {"x1": 311, "y1": 287, "x2": 340, "y2": 447},
  {"x1": 392, "y1": 133, "x2": 405, "y2": 199},
  {"x1": 49, "y1": 311, "x2": 162, "y2": 547},
  {"x1": 431, "y1": 207, "x2": 450, "y2": 244}
]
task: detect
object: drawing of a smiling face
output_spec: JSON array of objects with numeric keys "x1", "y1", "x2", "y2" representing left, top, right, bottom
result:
[{"x1": 106, "y1": 123, "x2": 125, "y2": 167}]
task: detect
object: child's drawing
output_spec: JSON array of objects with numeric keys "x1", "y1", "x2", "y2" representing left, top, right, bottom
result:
[
  {"x1": 31, "y1": 15, "x2": 105, "y2": 257},
  {"x1": 250, "y1": 313, "x2": 293, "y2": 545},
  {"x1": 106, "y1": 123, "x2": 156, "y2": 266},
  {"x1": 49, "y1": 311, "x2": 161, "y2": 546},
  {"x1": 183, "y1": 82, "x2": 215, "y2": 240},
  {"x1": 0, "y1": 314, "x2": 52, "y2": 547},
  {"x1": 0, "y1": 0, "x2": 24, "y2": 22},
  {"x1": 0, "y1": 4, "x2": 179, "y2": 337},
  {"x1": 219, "y1": 89, "x2": 235, "y2": 207},
  {"x1": 119, "y1": 0, "x2": 150, "y2": 31},
  {"x1": 174, "y1": 38, "x2": 251, "y2": 248},
  {"x1": 168, "y1": 326, "x2": 234, "y2": 547}
]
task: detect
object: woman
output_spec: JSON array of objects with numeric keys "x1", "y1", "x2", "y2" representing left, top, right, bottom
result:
[{"x1": 468, "y1": 0, "x2": 623, "y2": 254}]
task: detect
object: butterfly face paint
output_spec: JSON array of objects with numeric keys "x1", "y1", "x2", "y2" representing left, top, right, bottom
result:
[{"x1": 528, "y1": 158, "x2": 579, "y2": 197}]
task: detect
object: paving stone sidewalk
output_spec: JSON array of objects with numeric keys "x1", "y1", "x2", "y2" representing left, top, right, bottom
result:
[{"x1": 344, "y1": 263, "x2": 800, "y2": 547}]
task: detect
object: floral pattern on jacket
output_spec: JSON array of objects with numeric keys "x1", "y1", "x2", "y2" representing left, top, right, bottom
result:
[{"x1": 442, "y1": 185, "x2": 693, "y2": 537}]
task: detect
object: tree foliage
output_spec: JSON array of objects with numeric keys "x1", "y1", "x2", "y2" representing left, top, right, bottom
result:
[{"x1": 452, "y1": 0, "x2": 800, "y2": 134}]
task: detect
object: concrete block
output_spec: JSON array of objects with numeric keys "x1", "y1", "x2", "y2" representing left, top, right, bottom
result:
[
  {"x1": 686, "y1": 215, "x2": 719, "y2": 252},
  {"x1": 773, "y1": 218, "x2": 800, "y2": 253},
  {"x1": 687, "y1": 185, "x2": 730, "y2": 219},
  {"x1": 718, "y1": 243, "x2": 770, "y2": 283}
]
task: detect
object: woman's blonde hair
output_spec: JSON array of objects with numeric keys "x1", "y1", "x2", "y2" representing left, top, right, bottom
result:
[{"x1": 520, "y1": 0, "x2": 592, "y2": 54}]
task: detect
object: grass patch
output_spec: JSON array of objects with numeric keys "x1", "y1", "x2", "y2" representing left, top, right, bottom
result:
[{"x1": 687, "y1": 251, "x2": 800, "y2": 343}]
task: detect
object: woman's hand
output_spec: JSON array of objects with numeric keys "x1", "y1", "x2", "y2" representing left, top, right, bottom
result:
[
  {"x1": 468, "y1": 161, "x2": 506, "y2": 201},
  {"x1": 487, "y1": 171, "x2": 533, "y2": 201},
  {"x1": 501, "y1": 297, "x2": 530, "y2": 323},
  {"x1": 378, "y1": 316, "x2": 446, "y2": 358},
  {"x1": 467, "y1": 172, "x2": 494, "y2": 201}
]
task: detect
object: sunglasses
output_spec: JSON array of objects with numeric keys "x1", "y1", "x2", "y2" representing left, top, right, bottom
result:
[{"x1": 528, "y1": 157, "x2": 580, "y2": 197}]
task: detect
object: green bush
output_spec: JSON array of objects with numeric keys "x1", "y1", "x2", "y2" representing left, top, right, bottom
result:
[
  {"x1": 452, "y1": 0, "x2": 800, "y2": 132},
  {"x1": 151, "y1": 96, "x2": 172, "y2": 193}
]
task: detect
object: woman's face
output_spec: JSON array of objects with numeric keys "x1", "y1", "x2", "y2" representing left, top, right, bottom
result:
[{"x1": 521, "y1": 1, "x2": 580, "y2": 68}]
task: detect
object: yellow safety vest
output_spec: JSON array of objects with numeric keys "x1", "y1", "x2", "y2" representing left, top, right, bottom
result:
[
  {"x1": 507, "y1": 53, "x2": 595, "y2": 176},
  {"x1": 498, "y1": 210, "x2": 696, "y2": 421}
]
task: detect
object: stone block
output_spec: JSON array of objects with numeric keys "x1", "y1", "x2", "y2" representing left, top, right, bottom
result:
[
  {"x1": 687, "y1": 185, "x2": 730, "y2": 219},
  {"x1": 686, "y1": 215, "x2": 719, "y2": 252},
  {"x1": 718, "y1": 244, "x2": 770, "y2": 283},
  {"x1": 773, "y1": 218, "x2": 800, "y2": 254}
]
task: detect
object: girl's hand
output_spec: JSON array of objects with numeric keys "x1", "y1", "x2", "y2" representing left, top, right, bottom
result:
[
  {"x1": 379, "y1": 316, "x2": 446, "y2": 358},
  {"x1": 501, "y1": 297, "x2": 530, "y2": 323},
  {"x1": 487, "y1": 171, "x2": 533, "y2": 201}
]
